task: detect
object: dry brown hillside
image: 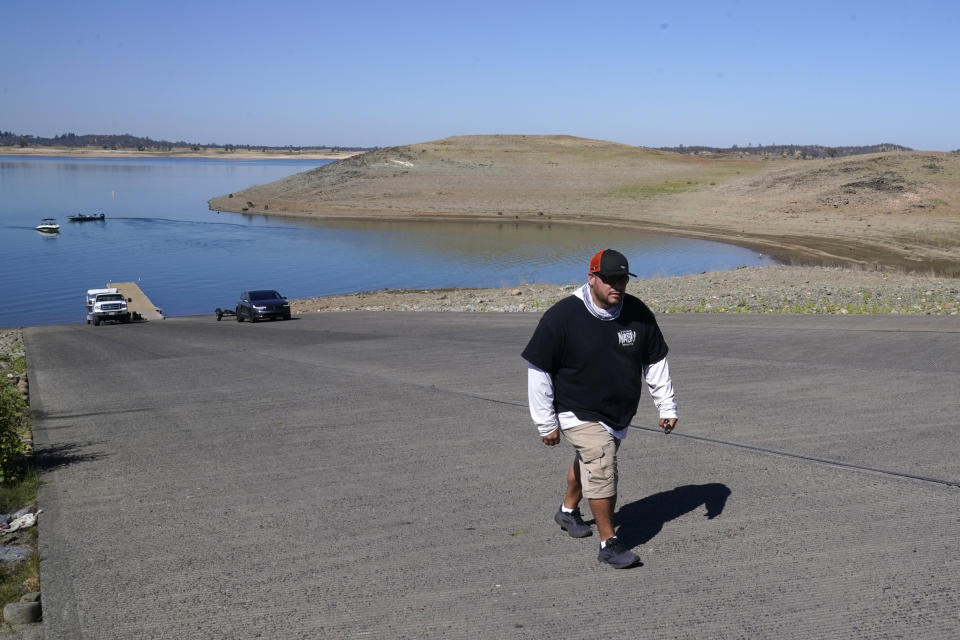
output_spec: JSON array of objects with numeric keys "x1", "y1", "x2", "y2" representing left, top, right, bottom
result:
[{"x1": 208, "y1": 135, "x2": 960, "y2": 275}]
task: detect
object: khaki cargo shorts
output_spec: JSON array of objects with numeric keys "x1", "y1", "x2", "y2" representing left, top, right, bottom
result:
[{"x1": 562, "y1": 421, "x2": 620, "y2": 499}]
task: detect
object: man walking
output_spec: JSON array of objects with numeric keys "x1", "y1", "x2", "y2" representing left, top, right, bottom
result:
[{"x1": 522, "y1": 249, "x2": 678, "y2": 568}]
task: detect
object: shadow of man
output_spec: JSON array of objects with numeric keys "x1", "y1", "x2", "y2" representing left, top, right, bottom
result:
[{"x1": 614, "y1": 483, "x2": 731, "y2": 549}]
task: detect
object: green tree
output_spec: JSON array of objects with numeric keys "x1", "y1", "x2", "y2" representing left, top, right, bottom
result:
[{"x1": 0, "y1": 378, "x2": 28, "y2": 483}]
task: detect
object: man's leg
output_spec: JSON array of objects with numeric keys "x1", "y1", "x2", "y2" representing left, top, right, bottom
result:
[
  {"x1": 554, "y1": 456, "x2": 592, "y2": 537},
  {"x1": 562, "y1": 458, "x2": 583, "y2": 509},
  {"x1": 562, "y1": 459, "x2": 617, "y2": 539},
  {"x1": 559, "y1": 423, "x2": 638, "y2": 567},
  {"x1": 588, "y1": 495, "x2": 616, "y2": 541}
]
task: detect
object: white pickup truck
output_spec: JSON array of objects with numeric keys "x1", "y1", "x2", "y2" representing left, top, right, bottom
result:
[{"x1": 86, "y1": 288, "x2": 132, "y2": 325}]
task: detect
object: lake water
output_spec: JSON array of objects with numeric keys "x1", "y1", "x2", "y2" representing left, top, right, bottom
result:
[{"x1": 0, "y1": 156, "x2": 776, "y2": 328}]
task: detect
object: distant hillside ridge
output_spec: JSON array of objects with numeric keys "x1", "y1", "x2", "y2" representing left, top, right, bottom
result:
[
  {"x1": 3, "y1": 130, "x2": 930, "y2": 157},
  {"x1": 0, "y1": 130, "x2": 373, "y2": 153},
  {"x1": 658, "y1": 143, "x2": 914, "y2": 158},
  {"x1": 208, "y1": 134, "x2": 960, "y2": 276}
]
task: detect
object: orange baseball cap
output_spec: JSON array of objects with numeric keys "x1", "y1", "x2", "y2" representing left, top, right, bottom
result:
[{"x1": 589, "y1": 249, "x2": 636, "y2": 277}]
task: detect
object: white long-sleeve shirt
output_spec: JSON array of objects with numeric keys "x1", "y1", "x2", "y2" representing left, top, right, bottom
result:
[
  {"x1": 526, "y1": 282, "x2": 678, "y2": 439},
  {"x1": 527, "y1": 359, "x2": 677, "y2": 439}
]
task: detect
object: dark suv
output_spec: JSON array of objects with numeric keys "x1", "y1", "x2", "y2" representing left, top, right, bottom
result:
[{"x1": 236, "y1": 290, "x2": 291, "y2": 322}]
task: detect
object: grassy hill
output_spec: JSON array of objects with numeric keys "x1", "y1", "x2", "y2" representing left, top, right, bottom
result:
[{"x1": 208, "y1": 135, "x2": 960, "y2": 275}]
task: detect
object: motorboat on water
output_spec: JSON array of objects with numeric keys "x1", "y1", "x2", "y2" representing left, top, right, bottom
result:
[
  {"x1": 67, "y1": 212, "x2": 106, "y2": 222},
  {"x1": 36, "y1": 218, "x2": 60, "y2": 233}
]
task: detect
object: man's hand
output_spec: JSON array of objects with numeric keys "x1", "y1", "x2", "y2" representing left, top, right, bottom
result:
[
  {"x1": 540, "y1": 428, "x2": 561, "y2": 446},
  {"x1": 659, "y1": 418, "x2": 677, "y2": 434}
]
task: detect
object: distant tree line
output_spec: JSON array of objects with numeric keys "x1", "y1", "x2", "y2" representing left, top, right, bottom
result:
[
  {"x1": 0, "y1": 130, "x2": 374, "y2": 153},
  {"x1": 658, "y1": 142, "x2": 913, "y2": 159}
]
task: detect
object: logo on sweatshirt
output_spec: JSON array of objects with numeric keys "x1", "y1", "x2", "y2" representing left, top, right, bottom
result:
[{"x1": 617, "y1": 329, "x2": 636, "y2": 347}]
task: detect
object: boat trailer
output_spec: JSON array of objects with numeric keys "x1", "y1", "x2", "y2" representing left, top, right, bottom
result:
[{"x1": 214, "y1": 307, "x2": 236, "y2": 321}]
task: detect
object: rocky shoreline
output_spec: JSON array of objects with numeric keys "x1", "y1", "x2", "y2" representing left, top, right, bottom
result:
[
  {"x1": 1, "y1": 268, "x2": 957, "y2": 350},
  {"x1": 0, "y1": 329, "x2": 41, "y2": 639},
  {"x1": 0, "y1": 330, "x2": 26, "y2": 400},
  {"x1": 0, "y1": 331, "x2": 23, "y2": 360},
  {"x1": 289, "y1": 265, "x2": 960, "y2": 316},
  {"x1": 1, "y1": 267, "x2": 956, "y2": 350}
]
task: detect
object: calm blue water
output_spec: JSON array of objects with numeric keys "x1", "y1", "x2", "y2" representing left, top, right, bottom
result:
[{"x1": 0, "y1": 156, "x2": 776, "y2": 328}]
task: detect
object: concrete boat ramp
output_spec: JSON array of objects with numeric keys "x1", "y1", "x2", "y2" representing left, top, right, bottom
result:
[
  {"x1": 24, "y1": 312, "x2": 960, "y2": 639},
  {"x1": 105, "y1": 281, "x2": 164, "y2": 321}
]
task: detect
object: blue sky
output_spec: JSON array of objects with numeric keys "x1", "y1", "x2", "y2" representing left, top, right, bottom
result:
[{"x1": 2, "y1": 1, "x2": 958, "y2": 150}]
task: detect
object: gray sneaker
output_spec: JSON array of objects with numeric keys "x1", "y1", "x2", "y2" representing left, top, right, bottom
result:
[
  {"x1": 554, "y1": 507, "x2": 592, "y2": 538},
  {"x1": 597, "y1": 538, "x2": 640, "y2": 568}
]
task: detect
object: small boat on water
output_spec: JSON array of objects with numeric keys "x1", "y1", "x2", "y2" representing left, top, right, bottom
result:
[
  {"x1": 67, "y1": 213, "x2": 106, "y2": 222},
  {"x1": 36, "y1": 218, "x2": 60, "y2": 233}
]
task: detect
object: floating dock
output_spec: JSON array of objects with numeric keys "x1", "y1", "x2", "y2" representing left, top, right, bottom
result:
[{"x1": 107, "y1": 282, "x2": 164, "y2": 321}]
